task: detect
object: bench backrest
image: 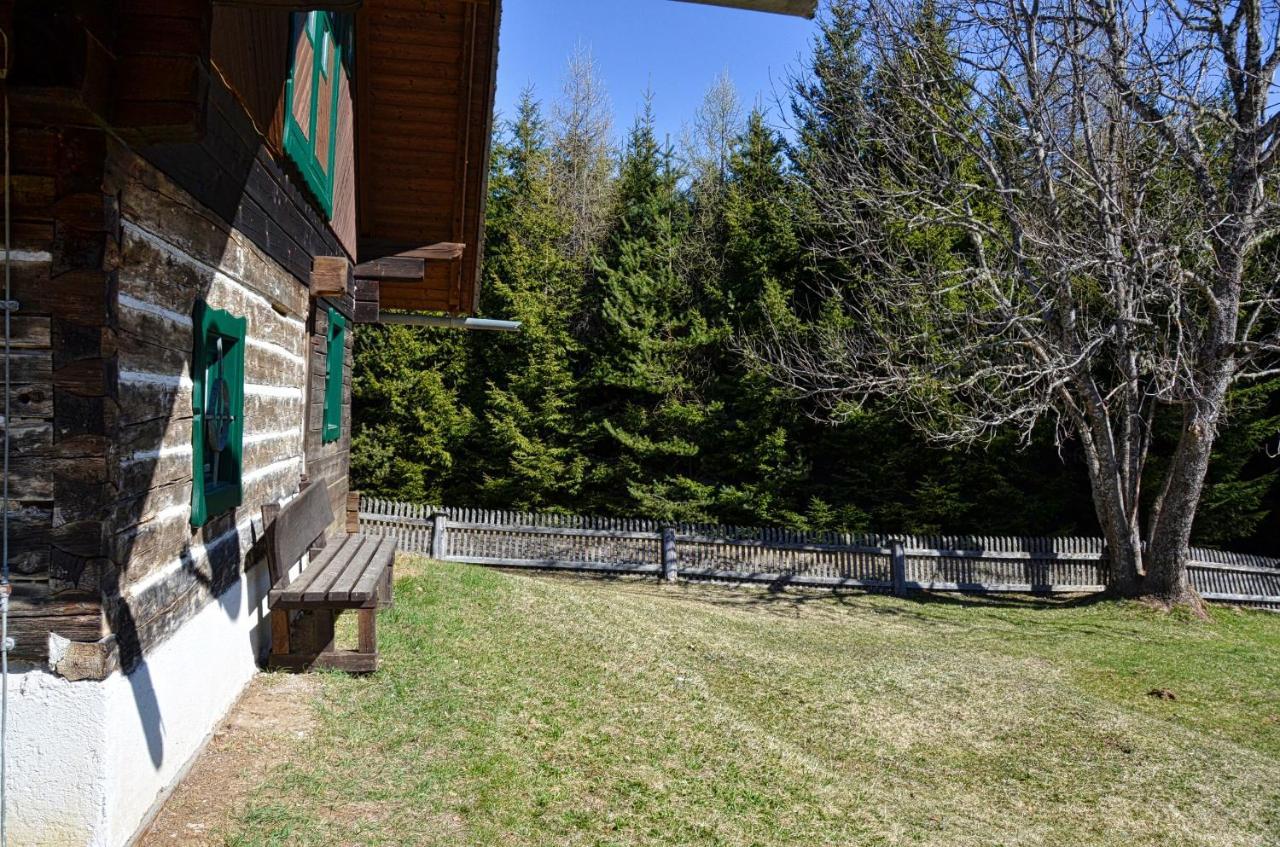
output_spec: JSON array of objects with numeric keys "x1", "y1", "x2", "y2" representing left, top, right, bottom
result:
[{"x1": 264, "y1": 480, "x2": 335, "y2": 586}]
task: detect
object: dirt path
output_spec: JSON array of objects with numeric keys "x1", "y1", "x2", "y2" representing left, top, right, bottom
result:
[{"x1": 136, "y1": 673, "x2": 321, "y2": 846}]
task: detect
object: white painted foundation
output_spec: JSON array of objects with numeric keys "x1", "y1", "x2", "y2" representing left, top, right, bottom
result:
[{"x1": 6, "y1": 561, "x2": 273, "y2": 847}]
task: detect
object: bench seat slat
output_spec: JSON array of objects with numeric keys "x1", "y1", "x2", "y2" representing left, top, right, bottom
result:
[
  {"x1": 324, "y1": 535, "x2": 381, "y2": 602},
  {"x1": 302, "y1": 535, "x2": 368, "y2": 603},
  {"x1": 270, "y1": 539, "x2": 343, "y2": 605},
  {"x1": 350, "y1": 537, "x2": 396, "y2": 603}
]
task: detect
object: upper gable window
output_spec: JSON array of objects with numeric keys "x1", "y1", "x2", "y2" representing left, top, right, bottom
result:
[{"x1": 284, "y1": 11, "x2": 350, "y2": 217}]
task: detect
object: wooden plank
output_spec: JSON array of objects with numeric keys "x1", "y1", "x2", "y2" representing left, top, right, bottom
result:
[
  {"x1": 443, "y1": 556, "x2": 662, "y2": 576},
  {"x1": 268, "y1": 480, "x2": 335, "y2": 576},
  {"x1": 215, "y1": 1, "x2": 362, "y2": 8},
  {"x1": 352, "y1": 277, "x2": 379, "y2": 303},
  {"x1": 301, "y1": 535, "x2": 365, "y2": 603},
  {"x1": 270, "y1": 608, "x2": 292, "y2": 656},
  {"x1": 672, "y1": 0, "x2": 817, "y2": 17},
  {"x1": 270, "y1": 649, "x2": 376, "y2": 673},
  {"x1": 446, "y1": 521, "x2": 662, "y2": 541},
  {"x1": 676, "y1": 568, "x2": 892, "y2": 589},
  {"x1": 359, "y1": 242, "x2": 464, "y2": 262},
  {"x1": 353, "y1": 256, "x2": 424, "y2": 280},
  {"x1": 271, "y1": 540, "x2": 342, "y2": 604},
  {"x1": 1188, "y1": 561, "x2": 1280, "y2": 576},
  {"x1": 8, "y1": 317, "x2": 52, "y2": 349},
  {"x1": 319, "y1": 535, "x2": 376, "y2": 603},
  {"x1": 353, "y1": 298, "x2": 379, "y2": 324},
  {"x1": 1198, "y1": 592, "x2": 1280, "y2": 603},
  {"x1": 357, "y1": 608, "x2": 377, "y2": 655},
  {"x1": 349, "y1": 537, "x2": 394, "y2": 603}
]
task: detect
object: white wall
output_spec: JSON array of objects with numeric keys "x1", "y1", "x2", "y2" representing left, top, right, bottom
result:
[
  {"x1": 6, "y1": 561, "x2": 272, "y2": 847},
  {"x1": 5, "y1": 667, "x2": 109, "y2": 846}
]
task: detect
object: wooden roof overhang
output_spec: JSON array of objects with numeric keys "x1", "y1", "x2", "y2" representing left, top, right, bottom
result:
[
  {"x1": 355, "y1": 0, "x2": 502, "y2": 315},
  {"x1": 673, "y1": 0, "x2": 817, "y2": 16}
]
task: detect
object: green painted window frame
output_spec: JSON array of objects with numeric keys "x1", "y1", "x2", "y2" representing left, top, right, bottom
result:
[
  {"x1": 284, "y1": 11, "x2": 343, "y2": 217},
  {"x1": 191, "y1": 302, "x2": 247, "y2": 528},
  {"x1": 323, "y1": 306, "x2": 346, "y2": 444}
]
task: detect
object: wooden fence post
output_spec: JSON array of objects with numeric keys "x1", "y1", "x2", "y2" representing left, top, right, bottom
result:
[
  {"x1": 662, "y1": 527, "x2": 678, "y2": 583},
  {"x1": 431, "y1": 513, "x2": 448, "y2": 560},
  {"x1": 346, "y1": 491, "x2": 361, "y2": 534},
  {"x1": 891, "y1": 541, "x2": 907, "y2": 596}
]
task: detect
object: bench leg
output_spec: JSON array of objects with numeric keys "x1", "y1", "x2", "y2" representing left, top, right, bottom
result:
[
  {"x1": 377, "y1": 564, "x2": 394, "y2": 610},
  {"x1": 358, "y1": 608, "x2": 377, "y2": 655},
  {"x1": 270, "y1": 608, "x2": 291, "y2": 657}
]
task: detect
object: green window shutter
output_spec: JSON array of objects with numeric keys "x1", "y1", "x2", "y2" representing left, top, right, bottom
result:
[
  {"x1": 191, "y1": 302, "x2": 247, "y2": 528},
  {"x1": 323, "y1": 306, "x2": 346, "y2": 444},
  {"x1": 283, "y1": 11, "x2": 345, "y2": 217}
]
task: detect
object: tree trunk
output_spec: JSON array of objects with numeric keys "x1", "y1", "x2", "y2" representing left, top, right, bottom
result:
[
  {"x1": 1144, "y1": 408, "x2": 1218, "y2": 612},
  {"x1": 1079, "y1": 440, "x2": 1143, "y2": 595}
]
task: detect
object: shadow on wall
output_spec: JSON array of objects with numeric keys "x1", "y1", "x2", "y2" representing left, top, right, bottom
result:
[{"x1": 102, "y1": 8, "x2": 308, "y2": 771}]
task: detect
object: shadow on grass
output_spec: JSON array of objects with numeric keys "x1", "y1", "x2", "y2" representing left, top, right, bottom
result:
[{"x1": 511, "y1": 565, "x2": 1109, "y2": 615}]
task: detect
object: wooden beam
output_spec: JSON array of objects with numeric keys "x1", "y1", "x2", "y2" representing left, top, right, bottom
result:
[
  {"x1": 671, "y1": 0, "x2": 817, "y2": 17},
  {"x1": 358, "y1": 242, "x2": 466, "y2": 262},
  {"x1": 214, "y1": 1, "x2": 363, "y2": 9},
  {"x1": 352, "y1": 278, "x2": 381, "y2": 324},
  {"x1": 310, "y1": 256, "x2": 353, "y2": 298},
  {"x1": 353, "y1": 256, "x2": 424, "y2": 281}
]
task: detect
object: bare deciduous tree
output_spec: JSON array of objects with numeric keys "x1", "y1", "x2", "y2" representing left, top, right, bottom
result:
[
  {"x1": 684, "y1": 71, "x2": 745, "y2": 190},
  {"x1": 755, "y1": 0, "x2": 1280, "y2": 607},
  {"x1": 551, "y1": 44, "x2": 617, "y2": 266}
]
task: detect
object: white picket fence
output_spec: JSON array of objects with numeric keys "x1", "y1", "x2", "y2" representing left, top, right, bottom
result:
[{"x1": 358, "y1": 497, "x2": 1280, "y2": 608}]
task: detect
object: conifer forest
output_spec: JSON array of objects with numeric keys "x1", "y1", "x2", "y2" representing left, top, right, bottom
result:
[{"x1": 353, "y1": 2, "x2": 1280, "y2": 551}]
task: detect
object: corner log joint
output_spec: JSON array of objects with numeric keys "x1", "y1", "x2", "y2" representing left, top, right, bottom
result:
[{"x1": 310, "y1": 256, "x2": 353, "y2": 298}]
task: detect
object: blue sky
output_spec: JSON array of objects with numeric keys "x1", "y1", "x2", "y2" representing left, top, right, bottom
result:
[{"x1": 494, "y1": 1, "x2": 820, "y2": 143}]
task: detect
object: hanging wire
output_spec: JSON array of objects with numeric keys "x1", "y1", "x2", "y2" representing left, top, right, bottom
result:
[{"x1": 1, "y1": 25, "x2": 13, "y2": 847}]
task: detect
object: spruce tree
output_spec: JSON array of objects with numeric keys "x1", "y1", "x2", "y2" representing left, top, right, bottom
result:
[
  {"x1": 579, "y1": 100, "x2": 717, "y2": 520},
  {"x1": 465, "y1": 91, "x2": 588, "y2": 508},
  {"x1": 701, "y1": 111, "x2": 811, "y2": 525},
  {"x1": 351, "y1": 324, "x2": 473, "y2": 503}
]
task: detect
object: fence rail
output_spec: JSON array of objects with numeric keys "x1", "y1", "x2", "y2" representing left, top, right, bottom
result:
[{"x1": 358, "y1": 497, "x2": 1280, "y2": 609}]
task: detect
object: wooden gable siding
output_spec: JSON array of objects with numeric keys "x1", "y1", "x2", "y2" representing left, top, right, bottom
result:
[
  {"x1": 210, "y1": 6, "x2": 359, "y2": 258},
  {"x1": 211, "y1": 6, "x2": 290, "y2": 148},
  {"x1": 333, "y1": 72, "x2": 359, "y2": 258},
  {"x1": 357, "y1": 0, "x2": 501, "y2": 315},
  {"x1": 141, "y1": 69, "x2": 349, "y2": 283}
]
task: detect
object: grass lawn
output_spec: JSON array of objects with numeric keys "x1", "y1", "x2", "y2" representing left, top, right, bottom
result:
[{"x1": 227, "y1": 559, "x2": 1280, "y2": 847}]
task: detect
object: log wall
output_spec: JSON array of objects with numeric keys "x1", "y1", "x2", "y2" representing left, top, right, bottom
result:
[
  {"x1": 305, "y1": 301, "x2": 354, "y2": 547},
  {"x1": 7, "y1": 2, "x2": 366, "y2": 676},
  {"x1": 102, "y1": 143, "x2": 311, "y2": 673},
  {"x1": 7, "y1": 119, "x2": 115, "y2": 661}
]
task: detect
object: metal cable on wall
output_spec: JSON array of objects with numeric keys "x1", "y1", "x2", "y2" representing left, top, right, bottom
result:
[{"x1": 2, "y1": 27, "x2": 14, "y2": 847}]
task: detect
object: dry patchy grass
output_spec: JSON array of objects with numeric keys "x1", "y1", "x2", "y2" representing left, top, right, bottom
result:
[{"x1": 224, "y1": 559, "x2": 1280, "y2": 847}]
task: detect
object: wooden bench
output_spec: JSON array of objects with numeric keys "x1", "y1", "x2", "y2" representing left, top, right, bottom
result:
[{"x1": 263, "y1": 480, "x2": 395, "y2": 672}]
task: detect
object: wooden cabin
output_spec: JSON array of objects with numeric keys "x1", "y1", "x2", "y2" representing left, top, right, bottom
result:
[{"x1": 0, "y1": 1, "x2": 814, "y2": 844}]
